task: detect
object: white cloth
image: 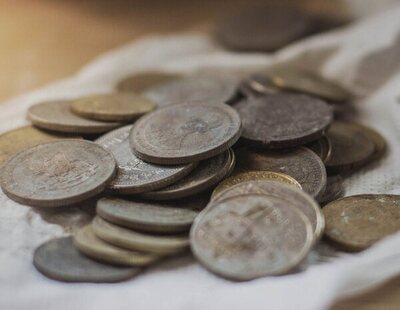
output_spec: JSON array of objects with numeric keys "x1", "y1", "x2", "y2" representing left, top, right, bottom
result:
[{"x1": 2, "y1": 4, "x2": 400, "y2": 310}]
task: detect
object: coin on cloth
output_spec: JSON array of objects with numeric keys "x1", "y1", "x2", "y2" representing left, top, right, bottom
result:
[
  {"x1": 323, "y1": 195, "x2": 400, "y2": 251},
  {"x1": 319, "y1": 176, "x2": 345, "y2": 206},
  {"x1": 33, "y1": 237, "x2": 140, "y2": 282},
  {"x1": 92, "y1": 216, "x2": 189, "y2": 255},
  {"x1": 129, "y1": 103, "x2": 241, "y2": 165},
  {"x1": 0, "y1": 140, "x2": 116, "y2": 207},
  {"x1": 234, "y1": 94, "x2": 333, "y2": 148},
  {"x1": 27, "y1": 100, "x2": 122, "y2": 134},
  {"x1": 116, "y1": 72, "x2": 181, "y2": 93},
  {"x1": 95, "y1": 125, "x2": 196, "y2": 194},
  {"x1": 306, "y1": 135, "x2": 331, "y2": 163},
  {"x1": 190, "y1": 194, "x2": 314, "y2": 280},
  {"x1": 74, "y1": 225, "x2": 160, "y2": 266}
]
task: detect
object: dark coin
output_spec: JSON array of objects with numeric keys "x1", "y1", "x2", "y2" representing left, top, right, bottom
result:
[
  {"x1": 95, "y1": 125, "x2": 195, "y2": 194},
  {"x1": 116, "y1": 72, "x2": 181, "y2": 93},
  {"x1": 306, "y1": 135, "x2": 331, "y2": 163},
  {"x1": 320, "y1": 176, "x2": 345, "y2": 206},
  {"x1": 130, "y1": 103, "x2": 241, "y2": 165},
  {"x1": 33, "y1": 237, "x2": 140, "y2": 282},
  {"x1": 235, "y1": 94, "x2": 333, "y2": 148},
  {"x1": 0, "y1": 140, "x2": 116, "y2": 207}
]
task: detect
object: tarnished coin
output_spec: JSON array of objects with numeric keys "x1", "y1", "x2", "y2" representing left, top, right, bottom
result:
[
  {"x1": 28, "y1": 100, "x2": 121, "y2": 134},
  {"x1": 140, "y1": 150, "x2": 231, "y2": 200},
  {"x1": 190, "y1": 194, "x2": 314, "y2": 280},
  {"x1": 130, "y1": 103, "x2": 241, "y2": 165},
  {"x1": 323, "y1": 195, "x2": 400, "y2": 251},
  {"x1": 320, "y1": 176, "x2": 345, "y2": 206},
  {"x1": 95, "y1": 125, "x2": 195, "y2": 194},
  {"x1": 70, "y1": 93, "x2": 156, "y2": 122},
  {"x1": 92, "y1": 216, "x2": 189, "y2": 255},
  {"x1": 306, "y1": 135, "x2": 331, "y2": 163},
  {"x1": 33, "y1": 237, "x2": 140, "y2": 282},
  {"x1": 97, "y1": 196, "x2": 206, "y2": 233},
  {"x1": 235, "y1": 94, "x2": 333, "y2": 148},
  {"x1": 74, "y1": 225, "x2": 160, "y2": 266},
  {"x1": 116, "y1": 72, "x2": 181, "y2": 93},
  {"x1": 0, "y1": 140, "x2": 116, "y2": 207},
  {"x1": 235, "y1": 147, "x2": 327, "y2": 200}
]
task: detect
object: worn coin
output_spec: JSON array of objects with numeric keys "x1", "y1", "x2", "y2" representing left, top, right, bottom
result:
[
  {"x1": 130, "y1": 103, "x2": 242, "y2": 165},
  {"x1": 116, "y1": 72, "x2": 181, "y2": 93},
  {"x1": 27, "y1": 100, "x2": 121, "y2": 134},
  {"x1": 92, "y1": 216, "x2": 189, "y2": 255},
  {"x1": 0, "y1": 140, "x2": 116, "y2": 207},
  {"x1": 74, "y1": 225, "x2": 160, "y2": 266},
  {"x1": 235, "y1": 147, "x2": 327, "y2": 200},
  {"x1": 190, "y1": 194, "x2": 314, "y2": 280},
  {"x1": 234, "y1": 94, "x2": 333, "y2": 148},
  {"x1": 33, "y1": 237, "x2": 140, "y2": 282},
  {"x1": 306, "y1": 135, "x2": 331, "y2": 163},
  {"x1": 323, "y1": 195, "x2": 400, "y2": 251},
  {"x1": 95, "y1": 125, "x2": 195, "y2": 194},
  {"x1": 320, "y1": 176, "x2": 345, "y2": 206}
]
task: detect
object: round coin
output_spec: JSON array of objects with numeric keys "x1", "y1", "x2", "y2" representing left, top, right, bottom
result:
[
  {"x1": 306, "y1": 135, "x2": 331, "y2": 163},
  {"x1": 235, "y1": 94, "x2": 333, "y2": 148},
  {"x1": 130, "y1": 103, "x2": 242, "y2": 165},
  {"x1": 354, "y1": 123, "x2": 386, "y2": 163},
  {"x1": 27, "y1": 100, "x2": 122, "y2": 134},
  {"x1": 190, "y1": 194, "x2": 314, "y2": 280},
  {"x1": 116, "y1": 72, "x2": 181, "y2": 93},
  {"x1": 320, "y1": 176, "x2": 345, "y2": 206},
  {"x1": 0, "y1": 140, "x2": 116, "y2": 207},
  {"x1": 33, "y1": 237, "x2": 140, "y2": 282},
  {"x1": 323, "y1": 195, "x2": 400, "y2": 251},
  {"x1": 95, "y1": 125, "x2": 195, "y2": 194}
]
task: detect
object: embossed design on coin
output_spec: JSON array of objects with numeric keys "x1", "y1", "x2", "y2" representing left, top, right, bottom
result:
[{"x1": 116, "y1": 72, "x2": 181, "y2": 93}]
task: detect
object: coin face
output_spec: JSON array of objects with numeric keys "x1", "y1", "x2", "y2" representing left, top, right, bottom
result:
[
  {"x1": 306, "y1": 135, "x2": 331, "y2": 163},
  {"x1": 0, "y1": 140, "x2": 116, "y2": 207},
  {"x1": 95, "y1": 125, "x2": 195, "y2": 194},
  {"x1": 130, "y1": 103, "x2": 242, "y2": 165},
  {"x1": 323, "y1": 195, "x2": 400, "y2": 251},
  {"x1": 320, "y1": 176, "x2": 345, "y2": 206},
  {"x1": 33, "y1": 237, "x2": 140, "y2": 282},
  {"x1": 92, "y1": 216, "x2": 189, "y2": 255},
  {"x1": 190, "y1": 194, "x2": 314, "y2": 280},
  {"x1": 235, "y1": 94, "x2": 333, "y2": 148},
  {"x1": 70, "y1": 93, "x2": 156, "y2": 122},
  {"x1": 235, "y1": 147, "x2": 327, "y2": 200},
  {"x1": 116, "y1": 72, "x2": 181, "y2": 93},
  {"x1": 27, "y1": 100, "x2": 122, "y2": 134}
]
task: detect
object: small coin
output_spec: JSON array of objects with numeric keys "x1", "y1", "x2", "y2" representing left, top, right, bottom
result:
[
  {"x1": 190, "y1": 194, "x2": 314, "y2": 280},
  {"x1": 234, "y1": 94, "x2": 333, "y2": 148},
  {"x1": 33, "y1": 237, "x2": 140, "y2": 282},
  {"x1": 27, "y1": 100, "x2": 122, "y2": 134},
  {"x1": 0, "y1": 140, "x2": 116, "y2": 207},
  {"x1": 130, "y1": 103, "x2": 241, "y2": 165},
  {"x1": 323, "y1": 195, "x2": 400, "y2": 251},
  {"x1": 306, "y1": 135, "x2": 332, "y2": 163},
  {"x1": 140, "y1": 150, "x2": 231, "y2": 200},
  {"x1": 74, "y1": 225, "x2": 160, "y2": 266},
  {"x1": 235, "y1": 147, "x2": 327, "y2": 200},
  {"x1": 95, "y1": 125, "x2": 195, "y2": 194},
  {"x1": 320, "y1": 176, "x2": 345, "y2": 206},
  {"x1": 70, "y1": 93, "x2": 156, "y2": 122},
  {"x1": 92, "y1": 216, "x2": 189, "y2": 255},
  {"x1": 116, "y1": 72, "x2": 181, "y2": 93}
]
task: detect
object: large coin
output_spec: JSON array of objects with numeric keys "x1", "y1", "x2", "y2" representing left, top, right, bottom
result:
[
  {"x1": 0, "y1": 140, "x2": 116, "y2": 207},
  {"x1": 33, "y1": 237, "x2": 140, "y2": 282},
  {"x1": 235, "y1": 147, "x2": 327, "y2": 200},
  {"x1": 235, "y1": 94, "x2": 333, "y2": 148},
  {"x1": 74, "y1": 225, "x2": 160, "y2": 266},
  {"x1": 95, "y1": 125, "x2": 195, "y2": 194},
  {"x1": 190, "y1": 194, "x2": 314, "y2": 280},
  {"x1": 323, "y1": 195, "x2": 400, "y2": 251},
  {"x1": 116, "y1": 72, "x2": 181, "y2": 93},
  {"x1": 130, "y1": 103, "x2": 241, "y2": 165},
  {"x1": 92, "y1": 216, "x2": 189, "y2": 255},
  {"x1": 306, "y1": 135, "x2": 331, "y2": 163},
  {"x1": 27, "y1": 100, "x2": 121, "y2": 134}
]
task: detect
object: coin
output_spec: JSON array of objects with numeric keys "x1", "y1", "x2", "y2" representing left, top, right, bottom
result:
[
  {"x1": 74, "y1": 225, "x2": 160, "y2": 266},
  {"x1": 234, "y1": 94, "x2": 333, "y2": 148},
  {"x1": 130, "y1": 103, "x2": 242, "y2": 165},
  {"x1": 140, "y1": 150, "x2": 231, "y2": 200},
  {"x1": 95, "y1": 125, "x2": 195, "y2": 194},
  {"x1": 323, "y1": 195, "x2": 400, "y2": 251},
  {"x1": 190, "y1": 194, "x2": 314, "y2": 280},
  {"x1": 97, "y1": 196, "x2": 206, "y2": 233},
  {"x1": 92, "y1": 216, "x2": 189, "y2": 255},
  {"x1": 27, "y1": 100, "x2": 122, "y2": 134},
  {"x1": 33, "y1": 237, "x2": 140, "y2": 282},
  {"x1": 354, "y1": 123, "x2": 386, "y2": 162},
  {"x1": 306, "y1": 135, "x2": 331, "y2": 163},
  {"x1": 235, "y1": 147, "x2": 327, "y2": 200},
  {"x1": 0, "y1": 140, "x2": 116, "y2": 207},
  {"x1": 116, "y1": 72, "x2": 181, "y2": 93},
  {"x1": 320, "y1": 176, "x2": 345, "y2": 206}
]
